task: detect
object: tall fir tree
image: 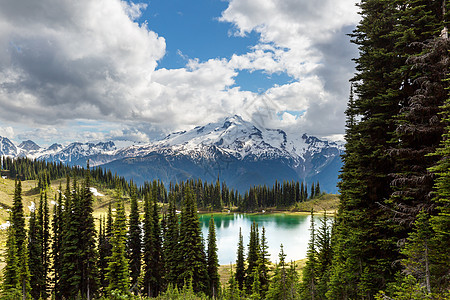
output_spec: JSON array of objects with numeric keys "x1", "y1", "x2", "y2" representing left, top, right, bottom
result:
[
  {"x1": 59, "y1": 178, "x2": 82, "y2": 299},
  {"x1": 78, "y1": 162, "x2": 99, "y2": 299},
  {"x1": 2, "y1": 219, "x2": 19, "y2": 297},
  {"x1": 300, "y1": 210, "x2": 318, "y2": 300},
  {"x1": 28, "y1": 200, "x2": 44, "y2": 300},
  {"x1": 258, "y1": 226, "x2": 270, "y2": 297},
  {"x1": 266, "y1": 245, "x2": 299, "y2": 300},
  {"x1": 245, "y1": 222, "x2": 259, "y2": 293},
  {"x1": 207, "y1": 216, "x2": 219, "y2": 298},
  {"x1": 178, "y1": 186, "x2": 208, "y2": 294},
  {"x1": 106, "y1": 187, "x2": 130, "y2": 296},
  {"x1": 163, "y1": 193, "x2": 180, "y2": 287},
  {"x1": 329, "y1": 0, "x2": 405, "y2": 297},
  {"x1": 142, "y1": 190, "x2": 163, "y2": 297},
  {"x1": 52, "y1": 187, "x2": 64, "y2": 298},
  {"x1": 127, "y1": 185, "x2": 141, "y2": 293},
  {"x1": 235, "y1": 228, "x2": 245, "y2": 292}
]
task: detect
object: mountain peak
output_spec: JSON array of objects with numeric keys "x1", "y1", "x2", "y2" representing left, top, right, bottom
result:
[{"x1": 19, "y1": 140, "x2": 41, "y2": 151}]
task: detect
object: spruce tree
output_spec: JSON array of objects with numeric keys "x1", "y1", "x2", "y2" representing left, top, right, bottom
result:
[
  {"x1": 52, "y1": 187, "x2": 64, "y2": 298},
  {"x1": 163, "y1": 193, "x2": 180, "y2": 286},
  {"x1": 258, "y1": 226, "x2": 270, "y2": 297},
  {"x1": 235, "y1": 228, "x2": 245, "y2": 292},
  {"x1": 315, "y1": 210, "x2": 332, "y2": 299},
  {"x1": 329, "y1": 0, "x2": 404, "y2": 297},
  {"x1": 142, "y1": 190, "x2": 163, "y2": 297},
  {"x1": 2, "y1": 220, "x2": 19, "y2": 297},
  {"x1": 17, "y1": 243, "x2": 31, "y2": 300},
  {"x1": 28, "y1": 201, "x2": 44, "y2": 299},
  {"x1": 266, "y1": 245, "x2": 299, "y2": 300},
  {"x1": 207, "y1": 216, "x2": 219, "y2": 298},
  {"x1": 78, "y1": 163, "x2": 99, "y2": 299},
  {"x1": 300, "y1": 210, "x2": 317, "y2": 299},
  {"x1": 11, "y1": 179, "x2": 26, "y2": 253},
  {"x1": 178, "y1": 186, "x2": 208, "y2": 294},
  {"x1": 127, "y1": 185, "x2": 141, "y2": 293},
  {"x1": 246, "y1": 222, "x2": 259, "y2": 292},
  {"x1": 106, "y1": 188, "x2": 130, "y2": 296}
]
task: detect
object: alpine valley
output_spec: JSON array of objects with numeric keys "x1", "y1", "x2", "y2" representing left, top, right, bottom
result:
[{"x1": 0, "y1": 116, "x2": 343, "y2": 193}]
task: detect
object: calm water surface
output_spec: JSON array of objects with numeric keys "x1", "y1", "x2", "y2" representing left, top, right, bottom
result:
[{"x1": 200, "y1": 213, "x2": 321, "y2": 265}]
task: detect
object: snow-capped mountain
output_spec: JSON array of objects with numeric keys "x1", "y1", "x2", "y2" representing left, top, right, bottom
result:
[
  {"x1": 0, "y1": 116, "x2": 344, "y2": 192},
  {"x1": 0, "y1": 137, "x2": 18, "y2": 157}
]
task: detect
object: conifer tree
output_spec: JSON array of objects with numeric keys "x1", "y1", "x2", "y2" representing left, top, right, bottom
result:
[
  {"x1": 178, "y1": 186, "x2": 208, "y2": 294},
  {"x1": 207, "y1": 216, "x2": 219, "y2": 298},
  {"x1": 127, "y1": 185, "x2": 141, "y2": 293},
  {"x1": 163, "y1": 193, "x2": 180, "y2": 286},
  {"x1": 226, "y1": 266, "x2": 241, "y2": 300},
  {"x1": 106, "y1": 188, "x2": 130, "y2": 296},
  {"x1": 17, "y1": 244, "x2": 31, "y2": 300},
  {"x1": 235, "y1": 228, "x2": 245, "y2": 291},
  {"x1": 329, "y1": 0, "x2": 404, "y2": 297},
  {"x1": 246, "y1": 222, "x2": 259, "y2": 292},
  {"x1": 266, "y1": 245, "x2": 299, "y2": 300},
  {"x1": 28, "y1": 201, "x2": 43, "y2": 299},
  {"x1": 79, "y1": 163, "x2": 99, "y2": 299},
  {"x1": 52, "y1": 187, "x2": 64, "y2": 298},
  {"x1": 37, "y1": 191, "x2": 50, "y2": 299},
  {"x1": 59, "y1": 178, "x2": 82, "y2": 299},
  {"x1": 2, "y1": 220, "x2": 19, "y2": 297},
  {"x1": 300, "y1": 210, "x2": 317, "y2": 299},
  {"x1": 12, "y1": 180, "x2": 26, "y2": 253},
  {"x1": 143, "y1": 190, "x2": 163, "y2": 297},
  {"x1": 315, "y1": 210, "x2": 332, "y2": 299},
  {"x1": 427, "y1": 65, "x2": 450, "y2": 294},
  {"x1": 258, "y1": 226, "x2": 270, "y2": 297}
]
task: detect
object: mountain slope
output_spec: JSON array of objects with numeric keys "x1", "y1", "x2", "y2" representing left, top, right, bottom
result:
[{"x1": 0, "y1": 116, "x2": 344, "y2": 193}]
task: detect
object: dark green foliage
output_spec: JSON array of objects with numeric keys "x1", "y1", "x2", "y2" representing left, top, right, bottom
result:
[
  {"x1": 258, "y1": 227, "x2": 270, "y2": 297},
  {"x1": 178, "y1": 186, "x2": 208, "y2": 294},
  {"x1": 225, "y1": 267, "x2": 241, "y2": 300},
  {"x1": 163, "y1": 193, "x2": 180, "y2": 286},
  {"x1": 246, "y1": 222, "x2": 260, "y2": 292},
  {"x1": 107, "y1": 187, "x2": 130, "y2": 296},
  {"x1": 266, "y1": 245, "x2": 299, "y2": 300},
  {"x1": 2, "y1": 222, "x2": 19, "y2": 296},
  {"x1": 142, "y1": 187, "x2": 163, "y2": 297},
  {"x1": 12, "y1": 180, "x2": 26, "y2": 252},
  {"x1": 17, "y1": 242, "x2": 31, "y2": 300},
  {"x1": 300, "y1": 210, "x2": 318, "y2": 299},
  {"x1": 59, "y1": 178, "x2": 82, "y2": 299},
  {"x1": 235, "y1": 228, "x2": 245, "y2": 292},
  {"x1": 206, "y1": 217, "x2": 219, "y2": 298},
  {"x1": 37, "y1": 191, "x2": 50, "y2": 299},
  {"x1": 52, "y1": 187, "x2": 63, "y2": 298},
  {"x1": 79, "y1": 163, "x2": 99, "y2": 299},
  {"x1": 28, "y1": 201, "x2": 44, "y2": 299},
  {"x1": 315, "y1": 211, "x2": 332, "y2": 299},
  {"x1": 127, "y1": 185, "x2": 141, "y2": 293}
]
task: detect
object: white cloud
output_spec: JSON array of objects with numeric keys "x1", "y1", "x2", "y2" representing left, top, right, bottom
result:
[
  {"x1": 219, "y1": 0, "x2": 360, "y2": 137},
  {"x1": 0, "y1": 0, "x2": 360, "y2": 142},
  {"x1": 0, "y1": 126, "x2": 14, "y2": 138}
]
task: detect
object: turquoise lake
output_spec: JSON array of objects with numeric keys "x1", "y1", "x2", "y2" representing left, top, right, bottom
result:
[{"x1": 199, "y1": 213, "x2": 322, "y2": 265}]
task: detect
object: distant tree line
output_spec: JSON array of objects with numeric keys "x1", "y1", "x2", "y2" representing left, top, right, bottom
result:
[
  {"x1": 1, "y1": 165, "x2": 330, "y2": 299},
  {"x1": 1, "y1": 156, "x2": 323, "y2": 212}
]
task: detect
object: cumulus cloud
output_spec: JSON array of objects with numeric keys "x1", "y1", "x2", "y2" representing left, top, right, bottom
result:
[
  {"x1": 0, "y1": 0, "x2": 360, "y2": 143},
  {"x1": 0, "y1": 126, "x2": 14, "y2": 138},
  {"x1": 0, "y1": 0, "x2": 165, "y2": 125},
  {"x1": 220, "y1": 0, "x2": 360, "y2": 136}
]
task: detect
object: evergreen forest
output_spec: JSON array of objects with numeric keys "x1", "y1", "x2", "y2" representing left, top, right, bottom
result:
[{"x1": 1, "y1": 0, "x2": 450, "y2": 299}]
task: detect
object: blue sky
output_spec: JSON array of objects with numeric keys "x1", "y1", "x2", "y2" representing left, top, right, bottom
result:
[{"x1": 0, "y1": 0, "x2": 360, "y2": 146}]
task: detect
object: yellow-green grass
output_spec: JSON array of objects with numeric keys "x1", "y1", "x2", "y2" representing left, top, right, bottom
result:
[{"x1": 218, "y1": 258, "x2": 307, "y2": 287}]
